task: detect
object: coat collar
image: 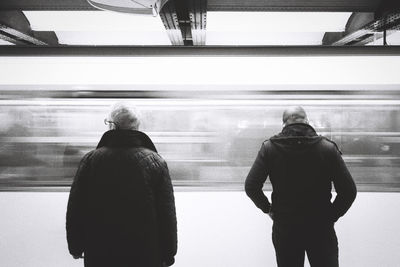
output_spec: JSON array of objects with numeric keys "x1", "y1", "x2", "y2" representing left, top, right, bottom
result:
[
  {"x1": 280, "y1": 123, "x2": 317, "y2": 137},
  {"x1": 96, "y1": 130, "x2": 157, "y2": 152},
  {"x1": 270, "y1": 123, "x2": 322, "y2": 153}
]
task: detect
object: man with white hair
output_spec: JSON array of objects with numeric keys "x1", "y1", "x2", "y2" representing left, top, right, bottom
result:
[
  {"x1": 245, "y1": 106, "x2": 356, "y2": 267},
  {"x1": 67, "y1": 103, "x2": 177, "y2": 267}
]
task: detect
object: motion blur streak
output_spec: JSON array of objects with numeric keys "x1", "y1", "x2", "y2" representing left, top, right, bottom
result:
[{"x1": 0, "y1": 89, "x2": 399, "y2": 191}]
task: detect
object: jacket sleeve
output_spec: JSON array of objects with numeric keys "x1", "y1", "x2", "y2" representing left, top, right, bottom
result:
[
  {"x1": 245, "y1": 142, "x2": 271, "y2": 213},
  {"x1": 329, "y1": 146, "x2": 357, "y2": 222},
  {"x1": 154, "y1": 157, "x2": 177, "y2": 265},
  {"x1": 66, "y1": 152, "x2": 91, "y2": 257}
]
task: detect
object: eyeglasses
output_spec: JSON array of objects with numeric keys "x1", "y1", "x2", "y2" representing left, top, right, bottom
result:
[{"x1": 104, "y1": 118, "x2": 117, "y2": 126}]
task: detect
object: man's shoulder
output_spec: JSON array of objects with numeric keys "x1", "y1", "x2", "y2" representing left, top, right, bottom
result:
[
  {"x1": 262, "y1": 135, "x2": 341, "y2": 152},
  {"x1": 262, "y1": 138, "x2": 273, "y2": 145},
  {"x1": 91, "y1": 146, "x2": 163, "y2": 162},
  {"x1": 91, "y1": 146, "x2": 166, "y2": 170},
  {"x1": 319, "y1": 136, "x2": 342, "y2": 154},
  {"x1": 135, "y1": 148, "x2": 166, "y2": 168},
  {"x1": 80, "y1": 150, "x2": 96, "y2": 162},
  {"x1": 262, "y1": 138, "x2": 275, "y2": 148}
]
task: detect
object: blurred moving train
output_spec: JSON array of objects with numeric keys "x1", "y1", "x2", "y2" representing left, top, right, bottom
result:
[{"x1": 0, "y1": 89, "x2": 399, "y2": 191}]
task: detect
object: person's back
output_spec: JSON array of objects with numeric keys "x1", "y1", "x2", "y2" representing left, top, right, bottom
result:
[
  {"x1": 66, "y1": 104, "x2": 177, "y2": 267},
  {"x1": 245, "y1": 106, "x2": 356, "y2": 267}
]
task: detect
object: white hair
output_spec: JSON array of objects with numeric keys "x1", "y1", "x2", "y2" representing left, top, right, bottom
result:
[{"x1": 108, "y1": 102, "x2": 140, "y2": 130}]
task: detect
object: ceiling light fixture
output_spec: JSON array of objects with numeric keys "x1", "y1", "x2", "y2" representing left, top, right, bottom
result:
[{"x1": 87, "y1": 0, "x2": 168, "y2": 16}]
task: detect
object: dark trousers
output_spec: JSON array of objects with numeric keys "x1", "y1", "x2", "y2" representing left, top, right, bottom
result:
[{"x1": 272, "y1": 221, "x2": 339, "y2": 267}]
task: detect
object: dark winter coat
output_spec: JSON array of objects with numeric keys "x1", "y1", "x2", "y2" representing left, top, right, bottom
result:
[
  {"x1": 66, "y1": 130, "x2": 177, "y2": 267},
  {"x1": 245, "y1": 123, "x2": 357, "y2": 224}
]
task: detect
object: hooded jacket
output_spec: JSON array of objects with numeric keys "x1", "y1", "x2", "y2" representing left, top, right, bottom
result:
[
  {"x1": 245, "y1": 123, "x2": 357, "y2": 224},
  {"x1": 66, "y1": 130, "x2": 177, "y2": 267}
]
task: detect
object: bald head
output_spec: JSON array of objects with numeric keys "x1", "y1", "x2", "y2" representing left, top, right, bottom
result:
[
  {"x1": 107, "y1": 102, "x2": 140, "y2": 130},
  {"x1": 282, "y1": 106, "x2": 308, "y2": 126}
]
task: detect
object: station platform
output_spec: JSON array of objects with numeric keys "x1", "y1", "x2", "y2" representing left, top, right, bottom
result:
[{"x1": 0, "y1": 191, "x2": 399, "y2": 267}]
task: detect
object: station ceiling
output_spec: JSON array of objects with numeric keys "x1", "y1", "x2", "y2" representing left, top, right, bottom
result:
[
  {"x1": 0, "y1": 0, "x2": 384, "y2": 12},
  {"x1": 0, "y1": 0, "x2": 399, "y2": 49}
]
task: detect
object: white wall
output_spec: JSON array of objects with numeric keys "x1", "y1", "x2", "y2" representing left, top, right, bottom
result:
[
  {"x1": 0, "y1": 192, "x2": 399, "y2": 267},
  {"x1": 1, "y1": 56, "x2": 400, "y2": 86}
]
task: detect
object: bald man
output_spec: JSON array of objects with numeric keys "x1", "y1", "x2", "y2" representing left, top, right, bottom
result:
[{"x1": 245, "y1": 106, "x2": 356, "y2": 267}]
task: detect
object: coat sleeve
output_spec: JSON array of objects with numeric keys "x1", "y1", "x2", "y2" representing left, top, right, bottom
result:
[
  {"x1": 66, "y1": 152, "x2": 91, "y2": 257},
  {"x1": 329, "y1": 146, "x2": 357, "y2": 222},
  {"x1": 154, "y1": 157, "x2": 177, "y2": 265},
  {"x1": 245, "y1": 142, "x2": 271, "y2": 213}
]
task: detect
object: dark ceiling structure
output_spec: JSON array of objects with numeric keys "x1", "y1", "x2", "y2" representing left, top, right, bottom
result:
[
  {"x1": 0, "y1": 0, "x2": 399, "y2": 50},
  {"x1": 0, "y1": 0, "x2": 384, "y2": 12}
]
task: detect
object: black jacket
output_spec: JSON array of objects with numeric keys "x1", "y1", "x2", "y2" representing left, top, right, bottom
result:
[
  {"x1": 66, "y1": 130, "x2": 177, "y2": 267},
  {"x1": 245, "y1": 123, "x2": 357, "y2": 224}
]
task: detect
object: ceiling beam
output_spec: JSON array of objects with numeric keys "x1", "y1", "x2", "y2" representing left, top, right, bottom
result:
[
  {"x1": 207, "y1": 0, "x2": 381, "y2": 12},
  {"x1": 189, "y1": 0, "x2": 207, "y2": 45},
  {"x1": 330, "y1": 12, "x2": 400, "y2": 46},
  {"x1": 323, "y1": 1, "x2": 400, "y2": 46},
  {"x1": 160, "y1": 0, "x2": 184, "y2": 45},
  {"x1": 0, "y1": 25, "x2": 48, "y2": 45},
  {"x1": 0, "y1": 0, "x2": 95, "y2": 11},
  {"x1": 0, "y1": 11, "x2": 51, "y2": 45},
  {"x1": 174, "y1": 0, "x2": 193, "y2": 46},
  {"x1": 1, "y1": 46, "x2": 400, "y2": 57},
  {"x1": 160, "y1": 0, "x2": 207, "y2": 46}
]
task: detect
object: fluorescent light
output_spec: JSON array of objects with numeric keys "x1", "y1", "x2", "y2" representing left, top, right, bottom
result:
[
  {"x1": 24, "y1": 11, "x2": 167, "y2": 31},
  {"x1": 55, "y1": 31, "x2": 171, "y2": 45},
  {"x1": 387, "y1": 31, "x2": 400, "y2": 45},
  {"x1": 207, "y1": 12, "x2": 352, "y2": 33},
  {"x1": 206, "y1": 12, "x2": 351, "y2": 45},
  {"x1": 0, "y1": 56, "x2": 399, "y2": 85},
  {"x1": 366, "y1": 31, "x2": 400, "y2": 46},
  {"x1": 206, "y1": 32, "x2": 325, "y2": 45},
  {"x1": 23, "y1": 11, "x2": 171, "y2": 45},
  {"x1": 0, "y1": 39, "x2": 14, "y2": 45}
]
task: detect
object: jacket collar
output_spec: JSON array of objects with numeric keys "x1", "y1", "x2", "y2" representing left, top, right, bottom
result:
[
  {"x1": 96, "y1": 130, "x2": 157, "y2": 152},
  {"x1": 280, "y1": 123, "x2": 317, "y2": 137},
  {"x1": 270, "y1": 123, "x2": 321, "y2": 153}
]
